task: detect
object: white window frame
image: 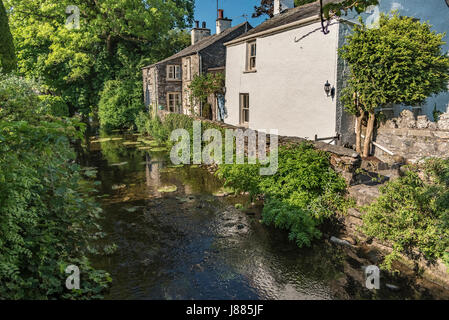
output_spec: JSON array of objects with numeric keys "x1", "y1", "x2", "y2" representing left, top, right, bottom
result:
[
  {"x1": 167, "y1": 92, "x2": 182, "y2": 113},
  {"x1": 246, "y1": 41, "x2": 257, "y2": 72},
  {"x1": 167, "y1": 65, "x2": 181, "y2": 81},
  {"x1": 239, "y1": 93, "x2": 249, "y2": 125}
]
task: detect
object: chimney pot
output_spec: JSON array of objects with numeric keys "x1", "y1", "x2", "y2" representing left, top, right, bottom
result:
[
  {"x1": 191, "y1": 21, "x2": 211, "y2": 45},
  {"x1": 274, "y1": 0, "x2": 294, "y2": 16},
  {"x1": 216, "y1": 10, "x2": 232, "y2": 35}
]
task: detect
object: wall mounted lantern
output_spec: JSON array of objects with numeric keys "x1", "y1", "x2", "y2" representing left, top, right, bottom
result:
[
  {"x1": 324, "y1": 80, "x2": 331, "y2": 96},
  {"x1": 324, "y1": 80, "x2": 336, "y2": 100}
]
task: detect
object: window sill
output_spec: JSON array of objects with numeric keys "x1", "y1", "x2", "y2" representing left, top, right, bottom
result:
[
  {"x1": 166, "y1": 79, "x2": 182, "y2": 82},
  {"x1": 243, "y1": 70, "x2": 257, "y2": 74},
  {"x1": 239, "y1": 123, "x2": 249, "y2": 128}
]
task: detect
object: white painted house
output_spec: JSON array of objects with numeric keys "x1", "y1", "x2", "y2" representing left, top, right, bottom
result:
[
  {"x1": 224, "y1": 0, "x2": 352, "y2": 143},
  {"x1": 223, "y1": 0, "x2": 449, "y2": 146}
]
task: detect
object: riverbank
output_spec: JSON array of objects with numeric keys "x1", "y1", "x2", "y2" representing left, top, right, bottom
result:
[{"x1": 80, "y1": 128, "x2": 449, "y2": 299}]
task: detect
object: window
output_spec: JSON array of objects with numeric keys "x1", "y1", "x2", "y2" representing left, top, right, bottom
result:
[
  {"x1": 246, "y1": 41, "x2": 256, "y2": 71},
  {"x1": 167, "y1": 65, "x2": 181, "y2": 80},
  {"x1": 145, "y1": 84, "x2": 151, "y2": 106},
  {"x1": 186, "y1": 57, "x2": 192, "y2": 81},
  {"x1": 240, "y1": 93, "x2": 249, "y2": 125},
  {"x1": 167, "y1": 92, "x2": 182, "y2": 113}
]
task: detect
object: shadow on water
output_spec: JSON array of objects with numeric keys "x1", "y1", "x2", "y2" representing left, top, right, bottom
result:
[{"x1": 78, "y1": 132, "x2": 449, "y2": 300}]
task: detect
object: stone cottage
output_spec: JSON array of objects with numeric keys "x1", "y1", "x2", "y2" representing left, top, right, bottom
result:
[
  {"x1": 142, "y1": 10, "x2": 252, "y2": 120},
  {"x1": 222, "y1": 0, "x2": 449, "y2": 148}
]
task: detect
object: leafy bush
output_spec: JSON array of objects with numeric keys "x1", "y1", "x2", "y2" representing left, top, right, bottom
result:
[
  {"x1": 362, "y1": 158, "x2": 449, "y2": 270},
  {"x1": 38, "y1": 95, "x2": 69, "y2": 117},
  {"x1": 0, "y1": 75, "x2": 110, "y2": 299},
  {"x1": 217, "y1": 143, "x2": 350, "y2": 247},
  {"x1": 0, "y1": 74, "x2": 41, "y2": 121},
  {"x1": 98, "y1": 79, "x2": 144, "y2": 132},
  {"x1": 136, "y1": 111, "x2": 227, "y2": 147},
  {"x1": 134, "y1": 111, "x2": 152, "y2": 135},
  {"x1": 0, "y1": 74, "x2": 69, "y2": 119},
  {"x1": 216, "y1": 163, "x2": 262, "y2": 201}
]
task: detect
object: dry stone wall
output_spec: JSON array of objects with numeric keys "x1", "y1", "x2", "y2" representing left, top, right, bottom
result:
[{"x1": 374, "y1": 110, "x2": 449, "y2": 163}]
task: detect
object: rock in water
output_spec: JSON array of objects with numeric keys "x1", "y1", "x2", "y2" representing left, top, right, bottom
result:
[
  {"x1": 385, "y1": 283, "x2": 400, "y2": 291},
  {"x1": 330, "y1": 236, "x2": 353, "y2": 247}
]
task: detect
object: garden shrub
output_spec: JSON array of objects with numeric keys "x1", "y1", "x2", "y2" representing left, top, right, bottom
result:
[{"x1": 362, "y1": 158, "x2": 449, "y2": 270}]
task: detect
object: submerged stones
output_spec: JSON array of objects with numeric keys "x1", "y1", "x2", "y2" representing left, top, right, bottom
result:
[
  {"x1": 112, "y1": 184, "x2": 126, "y2": 190},
  {"x1": 124, "y1": 206, "x2": 143, "y2": 213},
  {"x1": 212, "y1": 187, "x2": 234, "y2": 197},
  {"x1": 122, "y1": 141, "x2": 141, "y2": 146},
  {"x1": 157, "y1": 185, "x2": 178, "y2": 193},
  {"x1": 110, "y1": 162, "x2": 128, "y2": 167}
]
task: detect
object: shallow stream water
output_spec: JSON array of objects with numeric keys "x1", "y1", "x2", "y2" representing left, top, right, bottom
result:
[{"x1": 78, "y1": 133, "x2": 449, "y2": 300}]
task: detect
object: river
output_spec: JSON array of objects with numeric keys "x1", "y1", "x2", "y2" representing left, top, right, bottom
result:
[{"x1": 78, "y1": 132, "x2": 449, "y2": 300}]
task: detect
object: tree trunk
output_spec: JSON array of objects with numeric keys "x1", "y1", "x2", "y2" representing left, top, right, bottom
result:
[
  {"x1": 355, "y1": 112, "x2": 364, "y2": 154},
  {"x1": 363, "y1": 111, "x2": 376, "y2": 158}
]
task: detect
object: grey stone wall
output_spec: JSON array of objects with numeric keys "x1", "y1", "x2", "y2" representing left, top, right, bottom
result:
[
  {"x1": 182, "y1": 54, "x2": 200, "y2": 115},
  {"x1": 157, "y1": 59, "x2": 183, "y2": 110},
  {"x1": 335, "y1": 22, "x2": 356, "y2": 148},
  {"x1": 374, "y1": 110, "x2": 449, "y2": 163},
  {"x1": 143, "y1": 67, "x2": 157, "y2": 114}
]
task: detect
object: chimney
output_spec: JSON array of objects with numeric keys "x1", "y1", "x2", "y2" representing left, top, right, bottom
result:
[
  {"x1": 216, "y1": 9, "x2": 232, "y2": 35},
  {"x1": 274, "y1": 0, "x2": 294, "y2": 16},
  {"x1": 191, "y1": 20, "x2": 211, "y2": 45}
]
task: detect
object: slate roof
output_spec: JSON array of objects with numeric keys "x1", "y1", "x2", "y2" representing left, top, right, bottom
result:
[
  {"x1": 231, "y1": 0, "x2": 340, "y2": 41},
  {"x1": 143, "y1": 22, "x2": 251, "y2": 69}
]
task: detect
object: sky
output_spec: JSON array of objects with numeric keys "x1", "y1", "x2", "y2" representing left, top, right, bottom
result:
[{"x1": 194, "y1": 0, "x2": 267, "y2": 34}]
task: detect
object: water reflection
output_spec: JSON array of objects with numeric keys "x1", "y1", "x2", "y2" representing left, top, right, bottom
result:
[{"x1": 80, "y1": 133, "x2": 449, "y2": 300}]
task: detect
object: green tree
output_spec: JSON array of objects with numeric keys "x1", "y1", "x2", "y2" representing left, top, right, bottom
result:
[
  {"x1": 252, "y1": 0, "x2": 378, "y2": 19},
  {"x1": 0, "y1": 74, "x2": 110, "y2": 299},
  {"x1": 6, "y1": 0, "x2": 193, "y2": 119},
  {"x1": 0, "y1": 0, "x2": 16, "y2": 73},
  {"x1": 339, "y1": 14, "x2": 449, "y2": 157},
  {"x1": 189, "y1": 72, "x2": 225, "y2": 117},
  {"x1": 98, "y1": 79, "x2": 144, "y2": 131}
]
